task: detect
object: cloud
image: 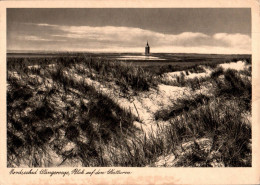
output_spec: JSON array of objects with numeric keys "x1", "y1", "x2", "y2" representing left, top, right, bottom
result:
[
  {"x1": 11, "y1": 23, "x2": 251, "y2": 54},
  {"x1": 213, "y1": 33, "x2": 251, "y2": 49},
  {"x1": 52, "y1": 25, "x2": 211, "y2": 47},
  {"x1": 17, "y1": 35, "x2": 66, "y2": 42},
  {"x1": 37, "y1": 23, "x2": 54, "y2": 27},
  {"x1": 20, "y1": 35, "x2": 53, "y2": 42},
  {"x1": 23, "y1": 23, "x2": 57, "y2": 27}
]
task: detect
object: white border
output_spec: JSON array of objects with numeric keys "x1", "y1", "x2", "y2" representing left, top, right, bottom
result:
[{"x1": 0, "y1": 1, "x2": 259, "y2": 184}]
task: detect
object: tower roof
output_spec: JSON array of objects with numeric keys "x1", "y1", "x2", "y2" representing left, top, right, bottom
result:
[{"x1": 146, "y1": 41, "x2": 149, "y2": 47}]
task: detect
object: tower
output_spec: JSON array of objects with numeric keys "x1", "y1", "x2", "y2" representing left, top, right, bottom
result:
[{"x1": 145, "y1": 41, "x2": 150, "y2": 55}]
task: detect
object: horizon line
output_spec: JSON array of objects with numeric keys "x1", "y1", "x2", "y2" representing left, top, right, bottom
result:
[{"x1": 7, "y1": 49, "x2": 251, "y2": 55}]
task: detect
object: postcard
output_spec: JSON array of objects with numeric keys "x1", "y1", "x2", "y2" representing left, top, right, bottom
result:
[{"x1": 0, "y1": 0, "x2": 259, "y2": 184}]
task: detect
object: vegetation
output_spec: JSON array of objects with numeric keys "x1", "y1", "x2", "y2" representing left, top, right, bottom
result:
[{"x1": 7, "y1": 53, "x2": 251, "y2": 167}]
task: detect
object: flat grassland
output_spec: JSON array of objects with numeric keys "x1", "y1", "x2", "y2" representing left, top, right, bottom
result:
[{"x1": 7, "y1": 53, "x2": 252, "y2": 167}]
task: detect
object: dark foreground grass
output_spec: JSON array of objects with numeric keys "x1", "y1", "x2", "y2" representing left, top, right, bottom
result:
[
  {"x1": 165, "y1": 99, "x2": 251, "y2": 167},
  {"x1": 90, "y1": 95, "x2": 251, "y2": 167},
  {"x1": 7, "y1": 55, "x2": 251, "y2": 167},
  {"x1": 7, "y1": 60, "x2": 138, "y2": 167},
  {"x1": 149, "y1": 66, "x2": 251, "y2": 167}
]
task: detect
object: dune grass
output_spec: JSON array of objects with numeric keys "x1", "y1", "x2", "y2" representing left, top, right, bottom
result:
[
  {"x1": 7, "y1": 54, "x2": 251, "y2": 167},
  {"x1": 7, "y1": 57, "x2": 139, "y2": 167}
]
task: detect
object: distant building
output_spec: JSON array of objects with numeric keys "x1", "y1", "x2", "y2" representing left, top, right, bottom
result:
[{"x1": 145, "y1": 41, "x2": 150, "y2": 55}]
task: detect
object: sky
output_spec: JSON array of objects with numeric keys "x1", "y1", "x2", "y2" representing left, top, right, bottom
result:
[{"x1": 7, "y1": 8, "x2": 251, "y2": 54}]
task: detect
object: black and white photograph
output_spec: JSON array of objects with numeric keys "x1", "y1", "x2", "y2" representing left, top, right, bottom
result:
[
  {"x1": 6, "y1": 7, "x2": 253, "y2": 168},
  {"x1": 1, "y1": 0, "x2": 260, "y2": 184}
]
